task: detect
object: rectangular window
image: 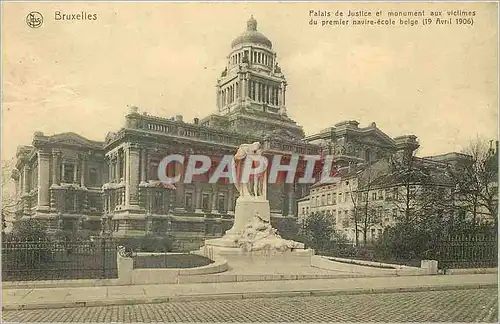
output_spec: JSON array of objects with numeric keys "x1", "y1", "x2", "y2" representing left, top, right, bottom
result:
[
  {"x1": 154, "y1": 191, "x2": 164, "y2": 213},
  {"x1": 321, "y1": 194, "x2": 326, "y2": 206},
  {"x1": 202, "y1": 193, "x2": 210, "y2": 211},
  {"x1": 63, "y1": 163, "x2": 74, "y2": 183},
  {"x1": 327, "y1": 194, "x2": 331, "y2": 204},
  {"x1": 89, "y1": 196, "x2": 98, "y2": 209},
  {"x1": 89, "y1": 168, "x2": 98, "y2": 186},
  {"x1": 345, "y1": 192, "x2": 350, "y2": 203},
  {"x1": 64, "y1": 191, "x2": 76, "y2": 212},
  {"x1": 378, "y1": 190, "x2": 383, "y2": 200},
  {"x1": 218, "y1": 194, "x2": 226, "y2": 212},
  {"x1": 185, "y1": 192, "x2": 194, "y2": 209},
  {"x1": 149, "y1": 161, "x2": 159, "y2": 181},
  {"x1": 371, "y1": 192, "x2": 377, "y2": 201}
]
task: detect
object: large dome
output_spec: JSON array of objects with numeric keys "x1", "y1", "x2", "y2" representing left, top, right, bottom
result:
[{"x1": 231, "y1": 16, "x2": 272, "y2": 49}]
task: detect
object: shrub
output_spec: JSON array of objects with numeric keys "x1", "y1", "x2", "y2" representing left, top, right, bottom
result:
[{"x1": 117, "y1": 236, "x2": 174, "y2": 252}]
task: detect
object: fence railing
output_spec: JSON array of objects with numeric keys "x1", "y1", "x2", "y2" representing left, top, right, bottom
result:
[
  {"x1": 1, "y1": 239, "x2": 118, "y2": 281},
  {"x1": 434, "y1": 233, "x2": 498, "y2": 270}
]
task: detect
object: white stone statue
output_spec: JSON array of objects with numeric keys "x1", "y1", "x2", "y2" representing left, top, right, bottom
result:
[{"x1": 234, "y1": 142, "x2": 266, "y2": 199}]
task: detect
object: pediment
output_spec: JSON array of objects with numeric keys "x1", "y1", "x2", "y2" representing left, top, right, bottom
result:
[
  {"x1": 268, "y1": 128, "x2": 302, "y2": 141},
  {"x1": 49, "y1": 132, "x2": 103, "y2": 149},
  {"x1": 359, "y1": 128, "x2": 395, "y2": 147}
]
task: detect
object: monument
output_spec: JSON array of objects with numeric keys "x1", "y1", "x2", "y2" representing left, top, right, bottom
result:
[{"x1": 204, "y1": 142, "x2": 305, "y2": 252}]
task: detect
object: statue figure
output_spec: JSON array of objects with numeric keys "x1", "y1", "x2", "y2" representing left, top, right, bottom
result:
[
  {"x1": 233, "y1": 142, "x2": 266, "y2": 199},
  {"x1": 274, "y1": 62, "x2": 282, "y2": 74},
  {"x1": 221, "y1": 67, "x2": 227, "y2": 77},
  {"x1": 242, "y1": 52, "x2": 249, "y2": 63}
]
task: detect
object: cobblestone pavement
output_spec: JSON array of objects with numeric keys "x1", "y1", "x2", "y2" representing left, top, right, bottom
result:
[{"x1": 3, "y1": 288, "x2": 497, "y2": 322}]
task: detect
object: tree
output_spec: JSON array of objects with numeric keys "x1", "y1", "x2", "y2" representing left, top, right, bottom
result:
[
  {"x1": 10, "y1": 218, "x2": 48, "y2": 241},
  {"x1": 348, "y1": 163, "x2": 380, "y2": 246},
  {"x1": 386, "y1": 149, "x2": 445, "y2": 230},
  {"x1": 2, "y1": 158, "x2": 19, "y2": 234},
  {"x1": 300, "y1": 212, "x2": 336, "y2": 251},
  {"x1": 451, "y1": 138, "x2": 498, "y2": 227}
]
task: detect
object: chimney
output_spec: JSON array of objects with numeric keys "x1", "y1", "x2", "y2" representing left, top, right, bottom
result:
[
  {"x1": 194, "y1": 117, "x2": 199, "y2": 125},
  {"x1": 175, "y1": 115, "x2": 183, "y2": 122}
]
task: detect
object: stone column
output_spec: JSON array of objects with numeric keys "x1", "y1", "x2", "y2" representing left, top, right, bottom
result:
[
  {"x1": 13, "y1": 172, "x2": 20, "y2": 201},
  {"x1": 22, "y1": 166, "x2": 30, "y2": 214},
  {"x1": 80, "y1": 154, "x2": 87, "y2": 187},
  {"x1": 211, "y1": 184, "x2": 218, "y2": 214},
  {"x1": 240, "y1": 76, "x2": 246, "y2": 101},
  {"x1": 140, "y1": 148, "x2": 147, "y2": 183},
  {"x1": 103, "y1": 193, "x2": 108, "y2": 214},
  {"x1": 195, "y1": 186, "x2": 202, "y2": 213},
  {"x1": 255, "y1": 81, "x2": 260, "y2": 102},
  {"x1": 175, "y1": 161, "x2": 185, "y2": 210},
  {"x1": 216, "y1": 86, "x2": 221, "y2": 110},
  {"x1": 288, "y1": 183, "x2": 295, "y2": 217},
  {"x1": 123, "y1": 144, "x2": 139, "y2": 208},
  {"x1": 61, "y1": 163, "x2": 66, "y2": 183},
  {"x1": 73, "y1": 157, "x2": 79, "y2": 184},
  {"x1": 282, "y1": 83, "x2": 287, "y2": 106},
  {"x1": 52, "y1": 150, "x2": 61, "y2": 185},
  {"x1": 227, "y1": 186, "x2": 234, "y2": 214},
  {"x1": 128, "y1": 145, "x2": 140, "y2": 207},
  {"x1": 223, "y1": 192, "x2": 229, "y2": 212},
  {"x1": 37, "y1": 152, "x2": 50, "y2": 209},
  {"x1": 116, "y1": 150, "x2": 122, "y2": 182},
  {"x1": 106, "y1": 156, "x2": 112, "y2": 183}
]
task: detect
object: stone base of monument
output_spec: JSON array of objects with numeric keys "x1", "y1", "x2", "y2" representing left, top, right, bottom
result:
[{"x1": 202, "y1": 197, "x2": 310, "y2": 267}]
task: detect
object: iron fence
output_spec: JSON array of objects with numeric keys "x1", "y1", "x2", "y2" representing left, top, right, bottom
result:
[
  {"x1": 434, "y1": 233, "x2": 498, "y2": 270},
  {"x1": 1, "y1": 238, "x2": 118, "y2": 281}
]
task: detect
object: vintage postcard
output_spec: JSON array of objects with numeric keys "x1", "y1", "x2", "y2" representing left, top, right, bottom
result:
[{"x1": 1, "y1": 1, "x2": 498, "y2": 323}]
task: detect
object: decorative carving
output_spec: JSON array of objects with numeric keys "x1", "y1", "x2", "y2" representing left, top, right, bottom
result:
[
  {"x1": 236, "y1": 212, "x2": 304, "y2": 252},
  {"x1": 274, "y1": 62, "x2": 282, "y2": 74},
  {"x1": 117, "y1": 245, "x2": 133, "y2": 258}
]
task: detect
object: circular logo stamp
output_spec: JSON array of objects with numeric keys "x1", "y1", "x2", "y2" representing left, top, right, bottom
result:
[{"x1": 26, "y1": 12, "x2": 43, "y2": 28}]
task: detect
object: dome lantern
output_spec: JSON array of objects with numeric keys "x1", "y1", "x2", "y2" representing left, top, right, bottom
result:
[
  {"x1": 231, "y1": 16, "x2": 272, "y2": 49},
  {"x1": 247, "y1": 15, "x2": 257, "y2": 31}
]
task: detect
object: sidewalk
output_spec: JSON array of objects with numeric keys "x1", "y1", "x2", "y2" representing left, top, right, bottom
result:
[{"x1": 2, "y1": 274, "x2": 497, "y2": 310}]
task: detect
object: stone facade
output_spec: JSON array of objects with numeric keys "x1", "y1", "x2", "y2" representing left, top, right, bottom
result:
[
  {"x1": 13, "y1": 17, "x2": 492, "y2": 245},
  {"x1": 11, "y1": 17, "x2": 322, "y2": 245}
]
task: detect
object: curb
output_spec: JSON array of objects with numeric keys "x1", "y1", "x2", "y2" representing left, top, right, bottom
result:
[{"x1": 3, "y1": 283, "x2": 497, "y2": 311}]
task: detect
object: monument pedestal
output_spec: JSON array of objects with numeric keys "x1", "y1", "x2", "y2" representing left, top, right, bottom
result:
[
  {"x1": 205, "y1": 197, "x2": 271, "y2": 248},
  {"x1": 203, "y1": 142, "x2": 305, "y2": 254},
  {"x1": 204, "y1": 196, "x2": 305, "y2": 252}
]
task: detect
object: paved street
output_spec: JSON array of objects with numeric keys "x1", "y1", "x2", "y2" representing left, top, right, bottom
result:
[{"x1": 3, "y1": 288, "x2": 497, "y2": 322}]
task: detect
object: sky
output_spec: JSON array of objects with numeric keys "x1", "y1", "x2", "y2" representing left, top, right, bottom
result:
[{"x1": 2, "y1": 2, "x2": 498, "y2": 160}]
